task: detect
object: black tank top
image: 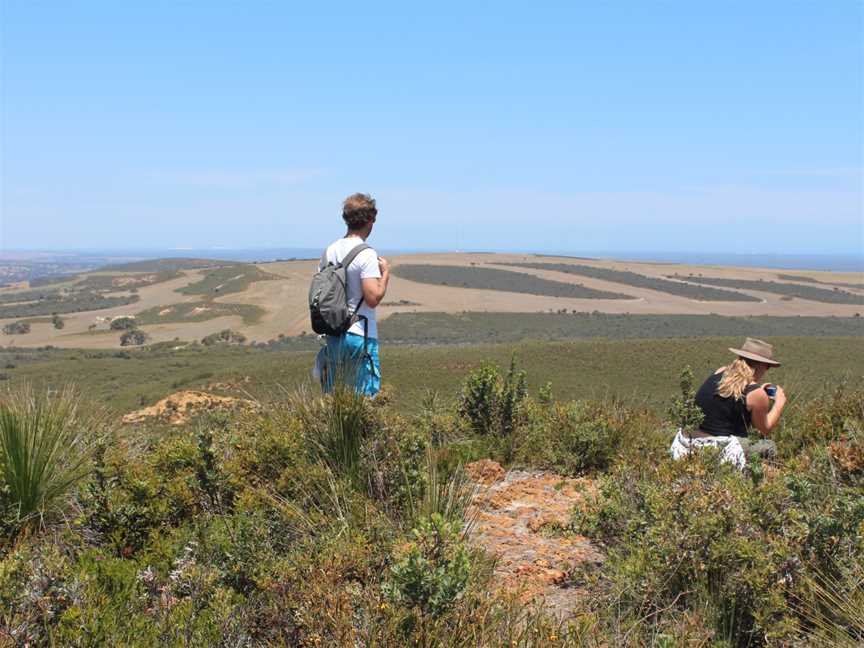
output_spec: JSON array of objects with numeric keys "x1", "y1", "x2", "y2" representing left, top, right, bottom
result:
[{"x1": 695, "y1": 371, "x2": 760, "y2": 438}]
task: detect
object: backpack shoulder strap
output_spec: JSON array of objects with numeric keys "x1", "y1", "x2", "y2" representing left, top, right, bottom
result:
[{"x1": 338, "y1": 243, "x2": 372, "y2": 270}]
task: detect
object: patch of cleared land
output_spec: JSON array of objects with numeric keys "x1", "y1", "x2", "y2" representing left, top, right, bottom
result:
[
  {"x1": 505, "y1": 262, "x2": 758, "y2": 301},
  {"x1": 177, "y1": 264, "x2": 276, "y2": 297},
  {"x1": 671, "y1": 275, "x2": 864, "y2": 304},
  {"x1": 2, "y1": 252, "x2": 862, "y2": 349},
  {"x1": 393, "y1": 264, "x2": 632, "y2": 299},
  {"x1": 136, "y1": 301, "x2": 265, "y2": 325}
]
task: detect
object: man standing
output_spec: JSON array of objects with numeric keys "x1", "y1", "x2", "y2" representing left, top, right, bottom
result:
[{"x1": 316, "y1": 193, "x2": 390, "y2": 396}]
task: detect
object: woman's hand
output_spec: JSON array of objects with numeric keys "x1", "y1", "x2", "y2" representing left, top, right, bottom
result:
[
  {"x1": 749, "y1": 385, "x2": 787, "y2": 436},
  {"x1": 772, "y1": 385, "x2": 786, "y2": 407}
]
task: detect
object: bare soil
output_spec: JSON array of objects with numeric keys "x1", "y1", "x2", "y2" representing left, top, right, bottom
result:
[{"x1": 122, "y1": 390, "x2": 258, "y2": 426}]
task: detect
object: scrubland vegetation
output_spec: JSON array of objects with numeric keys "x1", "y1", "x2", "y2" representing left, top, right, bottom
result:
[
  {"x1": 1, "y1": 335, "x2": 861, "y2": 415},
  {"x1": 381, "y1": 312, "x2": 864, "y2": 345},
  {"x1": 0, "y1": 357, "x2": 861, "y2": 646},
  {"x1": 0, "y1": 269, "x2": 193, "y2": 319},
  {"x1": 177, "y1": 264, "x2": 276, "y2": 297},
  {"x1": 505, "y1": 263, "x2": 759, "y2": 301},
  {"x1": 135, "y1": 301, "x2": 266, "y2": 326},
  {"x1": 0, "y1": 288, "x2": 140, "y2": 319},
  {"x1": 670, "y1": 276, "x2": 864, "y2": 305},
  {"x1": 393, "y1": 265, "x2": 633, "y2": 299}
]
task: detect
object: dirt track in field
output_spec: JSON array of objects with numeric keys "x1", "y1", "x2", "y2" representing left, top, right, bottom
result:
[{"x1": 2, "y1": 253, "x2": 861, "y2": 348}]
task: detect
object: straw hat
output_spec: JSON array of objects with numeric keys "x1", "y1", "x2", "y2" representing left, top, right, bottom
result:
[{"x1": 729, "y1": 337, "x2": 781, "y2": 367}]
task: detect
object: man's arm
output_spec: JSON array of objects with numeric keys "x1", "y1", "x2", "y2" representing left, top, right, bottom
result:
[{"x1": 361, "y1": 257, "x2": 391, "y2": 307}]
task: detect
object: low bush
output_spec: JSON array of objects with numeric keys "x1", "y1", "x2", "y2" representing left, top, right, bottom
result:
[
  {"x1": 109, "y1": 316, "x2": 136, "y2": 330},
  {"x1": 120, "y1": 329, "x2": 149, "y2": 346},
  {"x1": 383, "y1": 513, "x2": 472, "y2": 617},
  {"x1": 0, "y1": 361, "x2": 861, "y2": 646},
  {"x1": 2, "y1": 321, "x2": 31, "y2": 335},
  {"x1": 201, "y1": 329, "x2": 247, "y2": 346}
]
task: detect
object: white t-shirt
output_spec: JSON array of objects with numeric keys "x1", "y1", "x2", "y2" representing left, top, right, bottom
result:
[{"x1": 319, "y1": 237, "x2": 382, "y2": 338}]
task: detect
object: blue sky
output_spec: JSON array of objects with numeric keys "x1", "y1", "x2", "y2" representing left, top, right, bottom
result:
[{"x1": 1, "y1": 1, "x2": 862, "y2": 256}]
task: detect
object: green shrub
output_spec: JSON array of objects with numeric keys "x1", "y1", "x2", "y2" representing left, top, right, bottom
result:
[
  {"x1": 119, "y1": 329, "x2": 149, "y2": 346},
  {"x1": 109, "y1": 316, "x2": 136, "y2": 330},
  {"x1": 2, "y1": 321, "x2": 31, "y2": 335},
  {"x1": 383, "y1": 513, "x2": 471, "y2": 617},
  {"x1": 572, "y1": 447, "x2": 864, "y2": 646},
  {"x1": 457, "y1": 357, "x2": 527, "y2": 441},
  {"x1": 668, "y1": 365, "x2": 704, "y2": 431},
  {"x1": 201, "y1": 329, "x2": 246, "y2": 346},
  {"x1": 0, "y1": 384, "x2": 105, "y2": 534},
  {"x1": 513, "y1": 399, "x2": 627, "y2": 474}
]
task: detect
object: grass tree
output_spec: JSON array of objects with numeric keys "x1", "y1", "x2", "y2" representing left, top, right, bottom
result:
[{"x1": 0, "y1": 383, "x2": 106, "y2": 533}]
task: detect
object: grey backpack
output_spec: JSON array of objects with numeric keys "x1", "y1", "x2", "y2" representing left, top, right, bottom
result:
[{"x1": 308, "y1": 243, "x2": 371, "y2": 336}]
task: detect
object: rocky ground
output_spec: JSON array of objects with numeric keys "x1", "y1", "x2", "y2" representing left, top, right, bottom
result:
[
  {"x1": 121, "y1": 390, "x2": 258, "y2": 425},
  {"x1": 466, "y1": 460, "x2": 603, "y2": 619}
]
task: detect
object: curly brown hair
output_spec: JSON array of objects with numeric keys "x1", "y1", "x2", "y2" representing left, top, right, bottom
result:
[{"x1": 342, "y1": 193, "x2": 378, "y2": 230}]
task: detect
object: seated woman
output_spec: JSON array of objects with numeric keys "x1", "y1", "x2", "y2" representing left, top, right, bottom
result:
[{"x1": 671, "y1": 337, "x2": 787, "y2": 468}]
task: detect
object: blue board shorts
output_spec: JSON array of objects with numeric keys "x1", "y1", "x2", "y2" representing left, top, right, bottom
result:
[{"x1": 315, "y1": 333, "x2": 381, "y2": 397}]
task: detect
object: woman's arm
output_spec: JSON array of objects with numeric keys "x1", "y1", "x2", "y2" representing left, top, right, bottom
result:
[{"x1": 747, "y1": 385, "x2": 787, "y2": 436}]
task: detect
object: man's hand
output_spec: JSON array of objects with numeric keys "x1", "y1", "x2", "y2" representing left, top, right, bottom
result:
[{"x1": 378, "y1": 256, "x2": 390, "y2": 274}]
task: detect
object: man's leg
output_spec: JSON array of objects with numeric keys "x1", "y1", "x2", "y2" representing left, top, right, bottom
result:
[{"x1": 341, "y1": 333, "x2": 380, "y2": 397}]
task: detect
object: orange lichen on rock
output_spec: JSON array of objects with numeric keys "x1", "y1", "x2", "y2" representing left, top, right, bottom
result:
[
  {"x1": 465, "y1": 458, "x2": 506, "y2": 485},
  {"x1": 465, "y1": 461, "x2": 603, "y2": 619}
]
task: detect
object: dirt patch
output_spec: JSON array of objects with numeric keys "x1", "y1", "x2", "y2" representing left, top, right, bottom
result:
[
  {"x1": 122, "y1": 390, "x2": 257, "y2": 425},
  {"x1": 466, "y1": 461, "x2": 602, "y2": 619}
]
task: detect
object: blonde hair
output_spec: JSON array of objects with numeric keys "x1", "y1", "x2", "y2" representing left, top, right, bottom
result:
[{"x1": 717, "y1": 358, "x2": 756, "y2": 400}]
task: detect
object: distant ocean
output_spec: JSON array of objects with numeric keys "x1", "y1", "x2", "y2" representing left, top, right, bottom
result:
[
  {"x1": 537, "y1": 251, "x2": 864, "y2": 273},
  {"x1": 3, "y1": 247, "x2": 862, "y2": 273}
]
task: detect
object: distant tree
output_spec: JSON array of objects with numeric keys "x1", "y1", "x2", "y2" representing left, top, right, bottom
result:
[
  {"x1": 110, "y1": 316, "x2": 136, "y2": 330},
  {"x1": 2, "y1": 321, "x2": 31, "y2": 335},
  {"x1": 51, "y1": 313, "x2": 65, "y2": 329},
  {"x1": 119, "y1": 329, "x2": 149, "y2": 346},
  {"x1": 201, "y1": 329, "x2": 246, "y2": 346}
]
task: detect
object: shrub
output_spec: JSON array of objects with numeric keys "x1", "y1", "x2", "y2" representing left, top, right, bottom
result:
[
  {"x1": 119, "y1": 329, "x2": 149, "y2": 346},
  {"x1": 572, "y1": 446, "x2": 864, "y2": 646},
  {"x1": 201, "y1": 329, "x2": 246, "y2": 346},
  {"x1": 109, "y1": 316, "x2": 136, "y2": 330},
  {"x1": 2, "y1": 321, "x2": 31, "y2": 335},
  {"x1": 383, "y1": 513, "x2": 471, "y2": 617},
  {"x1": 668, "y1": 365, "x2": 704, "y2": 431},
  {"x1": 513, "y1": 399, "x2": 627, "y2": 474},
  {"x1": 51, "y1": 314, "x2": 64, "y2": 330},
  {"x1": 0, "y1": 384, "x2": 105, "y2": 534},
  {"x1": 457, "y1": 357, "x2": 527, "y2": 439}
]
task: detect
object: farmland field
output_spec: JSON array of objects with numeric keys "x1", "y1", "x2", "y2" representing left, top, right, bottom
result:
[
  {"x1": 176, "y1": 264, "x2": 276, "y2": 297},
  {"x1": 2, "y1": 252, "x2": 862, "y2": 349},
  {"x1": 378, "y1": 311, "x2": 864, "y2": 344},
  {"x1": 670, "y1": 275, "x2": 864, "y2": 304},
  {"x1": 393, "y1": 264, "x2": 632, "y2": 299},
  {"x1": 504, "y1": 262, "x2": 759, "y2": 301},
  {"x1": 134, "y1": 301, "x2": 266, "y2": 325}
]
